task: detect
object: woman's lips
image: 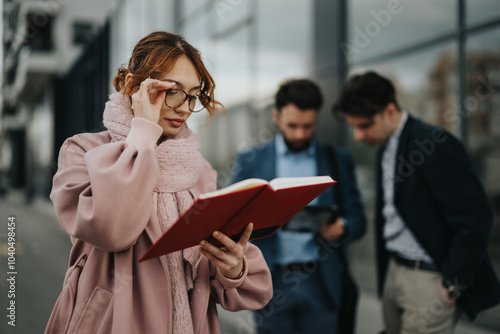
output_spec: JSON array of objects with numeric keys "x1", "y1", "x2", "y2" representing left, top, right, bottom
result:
[{"x1": 167, "y1": 118, "x2": 185, "y2": 128}]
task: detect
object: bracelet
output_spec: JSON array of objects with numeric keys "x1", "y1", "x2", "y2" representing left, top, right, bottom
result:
[
  {"x1": 228, "y1": 261, "x2": 245, "y2": 280},
  {"x1": 236, "y1": 260, "x2": 246, "y2": 279},
  {"x1": 235, "y1": 268, "x2": 244, "y2": 279}
]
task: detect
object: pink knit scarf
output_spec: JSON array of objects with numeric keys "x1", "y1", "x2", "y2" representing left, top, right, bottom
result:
[{"x1": 103, "y1": 92, "x2": 203, "y2": 334}]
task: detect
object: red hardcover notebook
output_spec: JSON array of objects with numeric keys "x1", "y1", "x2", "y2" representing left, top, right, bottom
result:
[{"x1": 139, "y1": 175, "x2": 335, "y2": 262}]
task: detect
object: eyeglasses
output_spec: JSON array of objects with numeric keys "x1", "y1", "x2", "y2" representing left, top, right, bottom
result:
[{"x1": 164, "y1": 88, "x2": 211, "y2": 112}]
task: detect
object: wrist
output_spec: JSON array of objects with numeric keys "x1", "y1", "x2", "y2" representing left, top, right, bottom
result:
[
  {"x1": 442, "y1": 279, "x2": 465, "y2": 301},
  {"x1": 224, "y1": 261, "x2": 245, "y2": 280},
  {"x1": 215, "y1": 257, "x2": 248, "y2": 289},
  {"x1": 443, "y1": 287, "x2": 460, "y2": 301},
  {"x1": 125, "y1": 118, "x2": 163, "y2": 149}
]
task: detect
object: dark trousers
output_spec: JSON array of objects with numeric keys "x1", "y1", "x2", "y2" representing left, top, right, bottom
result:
[{"x1": 254, "y1": 263, "x2": 338, "y2": 334}]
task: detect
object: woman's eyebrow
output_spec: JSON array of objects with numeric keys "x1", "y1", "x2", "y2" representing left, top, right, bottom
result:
[
  {"x1": 159, "y1": 79, "x2": 201, "y2": 93},
  {"x1": 186, "y1": 85, "x2": 202, "y2": 94},
  {"x1": 159, "y1": 79, "x2": 181, "y2": 87}
]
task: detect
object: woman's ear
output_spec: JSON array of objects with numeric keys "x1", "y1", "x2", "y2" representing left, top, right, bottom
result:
[{"x1": 125, "y1": 73, "x2": 135, "y2": 95}]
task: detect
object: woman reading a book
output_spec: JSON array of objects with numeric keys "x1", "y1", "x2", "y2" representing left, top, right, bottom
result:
[{"x1": 45, "y1": 31, "x2": 272, "y2": 334}]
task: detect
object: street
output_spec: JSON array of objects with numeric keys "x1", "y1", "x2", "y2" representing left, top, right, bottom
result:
[
  {"x1": 1, "y1": 193, "x2": 499, "y2": 333},
  {"x1": 0, "y1": 193, "x2": 72, "y2": 333}
]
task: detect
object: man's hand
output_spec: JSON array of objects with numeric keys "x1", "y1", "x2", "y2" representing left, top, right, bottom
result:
[
  {"x1": 441, "y1": 286, "x2": 456, "y2": 307},
  {"x1": 320, "y1": 217, "x2": 345, "y2": 241}
]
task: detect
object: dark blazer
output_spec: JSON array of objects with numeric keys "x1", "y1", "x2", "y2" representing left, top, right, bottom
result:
[
  {"x1": 231, "y1": 138, "x2": 366, "y2": 307},
  {"x1": 375, "y1": 114, "x2": 500, "y2": 319}
]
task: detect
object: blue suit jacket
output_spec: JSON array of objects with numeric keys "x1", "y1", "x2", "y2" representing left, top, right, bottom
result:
[
  {"x1": 231, "y1": 138, "x2": 366, "y2": 307},
  {"x1": 375, "y1": 115, "x2": 500, "y2": 319}
]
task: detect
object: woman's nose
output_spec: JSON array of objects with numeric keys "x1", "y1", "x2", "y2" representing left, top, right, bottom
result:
[{"x1": 175, "y1": 98, "x2": 192, "y2": 114}]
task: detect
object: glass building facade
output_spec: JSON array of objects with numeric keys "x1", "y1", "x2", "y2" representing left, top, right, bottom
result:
[
  {"x1": 344, "y1": 0, "x2": 500, "y2": 328},
  {"x1": 174, "y1": 0, "x2": 500, "y2": 329}
]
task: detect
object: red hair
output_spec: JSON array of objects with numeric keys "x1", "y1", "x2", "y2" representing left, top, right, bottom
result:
[{"x1": 113, "y1": 31, "x2": 224, "y2": 118}]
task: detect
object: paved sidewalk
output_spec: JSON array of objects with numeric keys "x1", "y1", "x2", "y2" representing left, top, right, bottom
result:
[
  {"x1": 1, "y1": 193, "x2": 499, "y2": 333},
  {"x1": 218, "y1": 289, "x2": 500, "y2": 334},
  {"x1": 217, "y1": 254, "x2": 500, "y2": 333}
]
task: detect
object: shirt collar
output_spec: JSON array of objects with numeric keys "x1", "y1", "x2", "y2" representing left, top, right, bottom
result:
[
  {"x1": 275, "y1": 133, "x2": 317, "y2": 157},
  {"x1": 387, "y1": 111, "x2": 408, "y2": 146}
]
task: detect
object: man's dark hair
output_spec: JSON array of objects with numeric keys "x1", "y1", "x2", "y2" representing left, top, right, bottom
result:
[
  {"x1": 275, "y1": 79, "x2": 323, "y2": 111},
  {"x1": 333, "y1": 71, "x2": 401, "y2": 118}
]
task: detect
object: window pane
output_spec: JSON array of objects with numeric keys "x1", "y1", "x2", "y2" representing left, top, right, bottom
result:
[
  {"x1": 347, "y1": 0, "x2": 456, "y2": 63},
  {"x1": 256, "y1": 0, "x2": 313, "y2": 97},
  {"x1": 466, "y1": 0, "x2": 500, "y2": 27},
  {"x1": 213, "y1": 0, "x2": 250, "y2": 34},
  {"x1": 213, "y1": 27, "x2": 250, "y2": 107},
  {"x1": 182, "y1": 0, "x2": 210, "y2": 20},
  {"x1": 465, "y1": 25, "x2": 500, "y2": 328},
  {"x1": 466, "y1": 27, "x2": 500, "y2": 155},
  {"x1": 182, "y1": 9, "x2": 209, "y2": 53}
]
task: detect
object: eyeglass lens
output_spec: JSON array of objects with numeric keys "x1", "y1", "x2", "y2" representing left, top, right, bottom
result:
[{"x1": 165, "y1": 89, "x2": 209, "y2": 112}]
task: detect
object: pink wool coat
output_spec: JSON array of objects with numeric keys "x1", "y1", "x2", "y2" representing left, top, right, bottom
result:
[{"x1": 45, "y1": 120, "x2": 273, "y2": 334}]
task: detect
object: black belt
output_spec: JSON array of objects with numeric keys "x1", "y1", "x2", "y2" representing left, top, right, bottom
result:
[
  {"x1": 392, "y1": 254, "x2": 438, "y2": 272},
  {"x1": 276, "y1": 262, "x2": 319, "y2": 272}
]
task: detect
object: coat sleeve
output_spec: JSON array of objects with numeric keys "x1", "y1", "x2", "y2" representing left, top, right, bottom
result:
[
  {"x1": 209, "y1": 244, "x2": 273, "y2": 311},
  {"x1": 50, "y1": 118, "x2": 163, "y2": 252},
  {"x1": 338, "y1": 151, "x2": 366, "y2": 245},
  {"x1": 336, "y1": 149, "x2": 367, "y2": 245}
]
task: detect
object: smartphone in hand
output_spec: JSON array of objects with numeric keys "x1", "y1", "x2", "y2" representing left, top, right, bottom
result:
[{"x1": 283, "y1": 205, "x2": 340, "y2": 233}]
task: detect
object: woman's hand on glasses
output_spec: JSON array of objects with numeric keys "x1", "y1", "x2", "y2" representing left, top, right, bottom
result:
[{"x1": 131, "y1": 78, "x2": 175, "y2": 124}]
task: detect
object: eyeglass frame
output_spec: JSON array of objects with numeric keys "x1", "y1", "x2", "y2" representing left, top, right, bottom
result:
[{"x1": 164, "y1": 88, "x2": 211, "y2": 113}]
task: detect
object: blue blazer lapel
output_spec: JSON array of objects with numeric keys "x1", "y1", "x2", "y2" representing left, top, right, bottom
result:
[{"x1": 259, "y1": 139, "x2": 277, "y2": 181}]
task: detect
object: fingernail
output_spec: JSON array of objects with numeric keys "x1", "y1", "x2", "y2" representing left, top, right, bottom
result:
[{"x1": 213, "y1": 231, "x2": 220, "y2": 237}]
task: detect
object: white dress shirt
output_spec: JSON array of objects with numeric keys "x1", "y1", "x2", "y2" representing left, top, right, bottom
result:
[{"x1": 382, "y1": 111, "x2": 434, "y2": 263}]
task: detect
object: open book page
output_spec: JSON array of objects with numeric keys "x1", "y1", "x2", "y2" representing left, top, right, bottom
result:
[
  {"x1": 139, "y1": 175, "x2": 336, "y2": 261},
  {"x1": 268, "y1": 175, "x2": 334, "y2": 190},
  {"x1": 198, "y1": 178, "x2": 268, "y2": 199}
]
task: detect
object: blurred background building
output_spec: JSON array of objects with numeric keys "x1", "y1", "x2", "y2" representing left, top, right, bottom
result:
[{"x1": 2, "y1": 0, "x2": 500, "y2": 332}]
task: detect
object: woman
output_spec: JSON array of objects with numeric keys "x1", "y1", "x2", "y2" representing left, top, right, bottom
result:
[{"x1": 45, "y1": 31, "x2": 272, "y2": 334}]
